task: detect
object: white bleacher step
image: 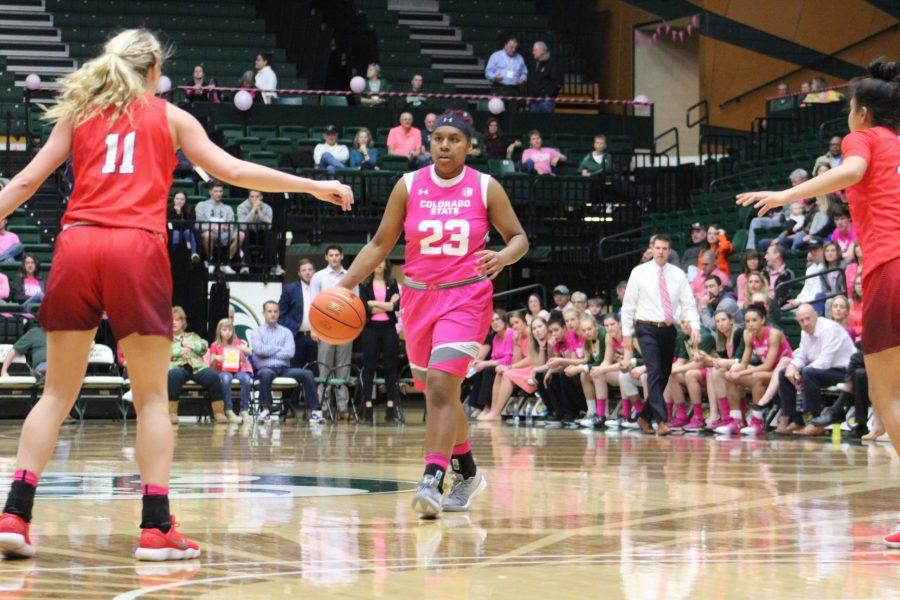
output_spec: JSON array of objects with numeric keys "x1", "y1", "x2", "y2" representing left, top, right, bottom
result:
[
  {"x1": 432, "y1": 62, "x2": 484, "y2": 72},
  {"x1": 0, "y1": 28, "x2": 59, "y2": 42},
  {"x1": 0, "y1": 0, "x2": 46, "y2": 12},
  {"x1": 0, "y1": 11, "x2": 51, "y2": 27},
  {"x1": 388, "y1": 0, "x2": 438, "y2": 11},
  {"x1": 398, "y1": 13, "x2": 448, "y2": 27},
  {"x1": 410, "y1": 28, "x2": 461, "y2": 42}
]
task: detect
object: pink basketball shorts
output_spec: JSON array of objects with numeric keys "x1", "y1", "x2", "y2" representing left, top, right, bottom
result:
[{"x1": 401, "y1": 278, "x2": 493, "y2": 390}]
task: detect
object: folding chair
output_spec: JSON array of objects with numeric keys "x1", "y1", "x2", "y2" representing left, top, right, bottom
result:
[
  {"x1": 77, "y1": 344, "x2": 127, "y2": 420},
  {"x1": 0, "y1": 344, "x2": 37, "y2": 410}
]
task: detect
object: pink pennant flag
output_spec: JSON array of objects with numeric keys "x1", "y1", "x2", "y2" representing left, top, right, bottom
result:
[{"x1": 679, "y1": 31, "x2": 685, "y2": 42}]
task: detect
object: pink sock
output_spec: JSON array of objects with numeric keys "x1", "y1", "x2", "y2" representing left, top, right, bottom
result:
[
  {"x1": 621, "y1": 398, "x2": 632, "y2": 419},
  {"x1": 675, "y1": 403, "x2": 688, "y2": 419},
  {"x1": 740, "y1": 398, "x2": 747, "y2": 417},
  {"x1": 633, "y1": 400, "x2": 644, "y2": 415},
  {"x1": 452, "y1": 439, "x2": 471, "y2": 455},
  {"x1": 595, "y1": 398, "x2": 607, "y2": 418},
  {"x1": 13, "y1": 470, "x2": 38, "y2": 488},
  {"x1": 666, "y1": 402, "x2": 674, "y2": 420},
  {"x1": 692, "y1": 404, "x2": 704, "y2": 419},
  {"x1": 142, "y1": 484, "x2": 169, "y2": 496},
  {"x1": 425, "y1": 454, "x2": 450, "y2": 472},
  {"x1": 717, "y1": 397, "x2": 730, "y2": 419}
]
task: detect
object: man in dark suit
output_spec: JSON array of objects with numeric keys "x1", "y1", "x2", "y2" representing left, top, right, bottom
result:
[{"x1": 278, "y1": 258, "x2": 318, "y2": 371}]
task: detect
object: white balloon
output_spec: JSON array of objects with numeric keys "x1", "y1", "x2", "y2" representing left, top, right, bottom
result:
[
  {"x1": 24, "y1": 74, "x2": 41, "y2": 91},
  {"x1": 349, "y1": 76, "x2": 366, "y2": 94},
  {"x1": 488, "y1": 96, "x2": 505, "y2": 115},
  {"x1": 156, "y1": 75, "x2": 172, "y2": 94},
  {"x1": 234, "y1": 90, "x2": 254, "y2": 111},
  {"x1": 633, "y1": 94, "x2": 650, "y2": 105}
]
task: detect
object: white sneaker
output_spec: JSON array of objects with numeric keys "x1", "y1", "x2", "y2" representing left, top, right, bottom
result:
[
  {"x1": 220, "y1": 265, "x2": 236, "y2": 275},
  {"x1": 225, "y1": 409, "x2": 242, "y2": 424},
  {"x1": 239, "y1": 265, "x2": 250, "y2": 275},
  {"x1": 576, "y1": 414, "x2": 597, "y2": 428},
  {"x1": 239, "y1": 410, "x2": 250, "y2": 423},
  {"x1": 257, "y1": 408, "x2": 271, "y2": 422},
  {"x1": 309, "y1": 410, "x2": 325, "y2": 424},
  {"x1": 270, "y1": 265, "x2": 285, "y2": 276},
  {"x1": 206, "y1": 263, "x2": 215, "y2": 274}
]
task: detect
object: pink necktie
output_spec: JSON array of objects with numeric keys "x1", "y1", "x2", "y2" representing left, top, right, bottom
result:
[{"x1": 658, "y1": 267, "x2": 674, "y2": 325}]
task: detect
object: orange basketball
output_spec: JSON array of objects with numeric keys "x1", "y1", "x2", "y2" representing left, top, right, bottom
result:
[{"x1": 310, "y1": 287, "x2": 366, "y2": 344}]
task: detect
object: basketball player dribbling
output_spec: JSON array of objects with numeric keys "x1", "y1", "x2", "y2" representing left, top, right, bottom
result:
[
  {"x1": 0, "y1": 29, "x2": 352, "y2": 560},
  {"x1": 738, "y1": 57, "x2": 899, "y2": 547},
  {"x1": 337, "y1": 110, "x2": 528, "y2": 517}
]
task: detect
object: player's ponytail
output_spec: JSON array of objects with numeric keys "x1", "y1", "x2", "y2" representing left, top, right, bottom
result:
[
  {"x1": 45, "y1": 28, "x2": 170, "y2": 126},
  {"x1": 848, "y1": 57, "x2": 899, "y2": 131}
]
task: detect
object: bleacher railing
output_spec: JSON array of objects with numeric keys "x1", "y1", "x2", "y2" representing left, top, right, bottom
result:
[{"x1": 172, "y1": 220, "x2": 283, "y2": 275}]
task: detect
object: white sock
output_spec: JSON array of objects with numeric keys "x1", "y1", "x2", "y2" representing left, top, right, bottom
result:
[
  {"x1": 752, "y1": 409, "x2": 763, "y2": 419},
  {"x1": 730, "y1": 409, "x2": 742, "y2": 420}
]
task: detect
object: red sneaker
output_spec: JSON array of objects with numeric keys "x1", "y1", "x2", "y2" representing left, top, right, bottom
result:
[
  {"x1": 0, "y1": 513, "x2": 35, "y2": 558},
  {"x1": 886, "y1": 522, "x2": 900, "y2": 549},
  {"x1": 135, "y1": 516, "x2": 201, "y2": 561}
]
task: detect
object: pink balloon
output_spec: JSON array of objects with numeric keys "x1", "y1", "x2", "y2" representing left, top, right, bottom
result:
[
  {"x1": 349, "y1": 76, "x2": 366, "y2": 94},
  {"x1": 234, "y1": 90, "x2": 253, "y2": 111},
  {"x1": 633, "y1": 95, "x2": 650, "y2": 105},
  {"x1": 24, "y1": 74, "x2": 41, "y2": 91},
  {"x1": 487, "y1": 97, "x2": 505, "y2": 115},
  {"x1": 156, "y1": 75, "x2": 171, "y2": 94}
]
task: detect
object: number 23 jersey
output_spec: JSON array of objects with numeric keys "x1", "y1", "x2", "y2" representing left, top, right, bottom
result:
[{"x1": 402, "y1": 165, "x2": 490, "y2": 284}]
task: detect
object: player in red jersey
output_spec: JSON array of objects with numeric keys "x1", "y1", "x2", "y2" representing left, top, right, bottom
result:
[
  {"x1": 0, "y1": 29, "x2": 352, "y2": 560},
  {"x1": 738, "y1": 58, "x2": 899, "y2": 548}
]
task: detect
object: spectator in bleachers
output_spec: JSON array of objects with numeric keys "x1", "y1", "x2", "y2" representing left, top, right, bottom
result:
[
  {"x1": 468, "y1": 309, "x2": 514, "y2": 420},
  {"x1": 759, "y1": 201, "x2": 807, "y2": 250},
  {"x1": 802, "y1": 77, "x2": 843, "y2": 104},
  {"x1": 741, "y1": 271, "x2": 771, "y2": 311},
  {"x1": 482, "y1": 118, "x2": 520, "y2": 160},
  {"x1": 521, "y1": 130, "x2": 566, "y2": 175},
  {"x1": 699, "y1": 274, "x2": 743, "y2": 330},
  {"x1": 579, "y1": 134, "x2": 612, "y2": 177},
  {"x1": 550, "y1": 284, "x2": 573, "y2": 320},
  {"x1": 776, "y1": 304, "x2": 856, "y2": 434},
  {"x1": 184, "y1": 64, "x2": 219, "y2": 103},
  {"x1": 167, "y1": 306, "x2": 226, "y2": 424},
  {"x1": 195, "y1": 181, "x2": 242, "y2": 275},
  {"x1": 386, "y1": 112, "x2": 422, "y2": 164},
  {"x1": 828, "y1": 294, "x2": 859, "y2": 342},
  {"x1": 252, "y1": 301, "x2": 322, "y2": 423},
  {"x1": 764, "y1": 244, "x2": 795, "y2": 303},
  {"x1": 404, "y1": 73, "x2": 426, "y2": 109},
  {"x1": 571, "y1": 291, "x2": 588, "y2": 313},
  {"x1": 746, "y1": 168, "x2": 808, "y2": 250},
  {"x1": 207, "y1": 318, "x2": 252, "y2": 424},
  {"x1": 681, "y1": 223, "x2": 707, "y2": 280},
  {"x1": 822, "y1": 241, "x2": 846, "y2": 294},
  {"x1": 9, "y1": 254, "x2": 43, "y2": 308},
  {"x1": 768, "y1": 81, "x2": 796, "y2": 112},
  {"x1": 349, "y1": 128, "x2": 379, "y2": 170},
  {"x1": 813, "y1": 136, "x2": 843, "y2": 173},
  {"x1": 735, "y1": 250, "x2": 760, "y2": 308},
  {"x1": 279, "y1": 257, "x2": 318, "y2": 369},
  {"x1": 485, "y1": 37, "x2": 527, "y2": 97},
  {"x1": 703, "y1": 225, "x2": 733, "y2": 276},
  {"x1": 0, "y1": 269, "x2": 9, "y2": 302},
  {"x1": 238, "y1": 70, "x2": 256, "y2": 99},
  {"x1": 358, "y1": 63, "x2": 389, "y2": 107},
  {"x1": 0, "y1": 314, "x2": 46, "y2": 379},
  {"x1": 310, "y1": 245, "x2": 358, "y2": 418},
  {"x1": 314, "y1": 125, "x2": 350, "y2": 174},
  {"x1": 844, "y1": 242, "x2": 862, "y2": 295},
  {"x1": 359, "y1": 259, "x2": 400, "y2": 423},
  {"x1": 526, "y1": 293, "x2": 551, "y2": 324},
  {"x1": 527, "y1": 41, "x2": 562, "y2": 113},
  {"x1": 237, "y1": 189, "x2": 273, "y2": 275},
  {"x1": 800, "y1": 81, "x2": 811, "y2": 94},
  {"x1": 792, "y1": 193, "x2": 836, "y2": 250},
  {"x1": 587, "y1": 297, "x2": 607, "y2": 318},
  {"x1": 167, "y1": 192, "x2": 200, "y2": 263},
  {"x1": 690, "y1": 251, "x2": 730, "y2": 303},
  {"x1": 0, "y1": 218, "x2": 23, "y2": 264},
  {"x1": 829, "y1": 205, "x2": 857, "y2": 259},
  {"x1": 782, "y1": 238, "x2": 825, "y2": 310},
  {"x1": 416, "y1": 113, "x2": 438, "y2": 168},
  {"x1": 254, "y1": 52, "x2": 278, "y2": 104}
]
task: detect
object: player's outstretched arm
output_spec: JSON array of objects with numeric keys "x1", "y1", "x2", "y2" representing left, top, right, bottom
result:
[
  {"x1": 476, "y1": 177, "x2": 528, "y2": 280},
  {"x1": 0, "y1": 119, "x2": 72, "y2": 220},
  {"x1": 736, "y1": 157, "x2": 867, "y2": 216},
  {"x1": 339, "y1": 179, "x2": 407, "y2": 291},
  {"x1": 167, "y1": 105, "x2": 353, "y2": 211}
]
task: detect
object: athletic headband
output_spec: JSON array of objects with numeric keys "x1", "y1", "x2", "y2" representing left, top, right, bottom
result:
[{"x1": 435, "y1": 113, "x2": 473, "y2": 139}]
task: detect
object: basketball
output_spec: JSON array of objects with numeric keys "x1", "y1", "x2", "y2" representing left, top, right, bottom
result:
[{"x1": 310, "y1": 287, "x2": 366, "y2": 344}]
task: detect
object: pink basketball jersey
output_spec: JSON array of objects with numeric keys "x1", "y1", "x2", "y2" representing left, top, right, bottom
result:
[{"x1": 402, "y1": 165, "x2": 491, "y2": 283}]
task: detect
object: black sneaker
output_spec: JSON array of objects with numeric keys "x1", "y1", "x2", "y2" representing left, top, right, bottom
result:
[
  {"x1": 809, "y1": 408, "x2": 841, "y2": 428},
  {"x1": 385, "y1": 404, "x2": 396, "y2": 424}
]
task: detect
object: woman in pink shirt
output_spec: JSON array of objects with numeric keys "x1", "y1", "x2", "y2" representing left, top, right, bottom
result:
[
  {"x1": 9, "y1": 254, "x2": 43, "y2": 308},
  {"x1": 830, "y1": 205, "x2": 857, "y2": 259},
  {"x1": 521, "y1": 130, "x2": 566, "y2": 175},
  {"x1": 736, "y1": 250, "x2": 762, "y2": 308},
  {"x1": 207, "y1": 318, "x2": 253, "y2": 423},
  {"x1": 470, "y1": 309, "x2": 514, "y2": 420}
]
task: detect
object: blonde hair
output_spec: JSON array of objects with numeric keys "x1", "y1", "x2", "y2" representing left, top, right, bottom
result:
[
  {"x1": 172, "y1": 306, "x2": 187, "y2": 322},
  {"x1": 45, "y1": 28, "x2": 169, "y2": 126},
  {"x1": 353, "y1": 127, "x2": 374, "y2": 148},
  {"x1": 215, "y1": 318, "x2": 236, "y2": 346}
]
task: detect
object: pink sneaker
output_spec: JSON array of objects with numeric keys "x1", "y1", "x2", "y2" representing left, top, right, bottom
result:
[
  {"x1": 714, "y1": 418, "x2": 744, "y2": 435},
  {"x1": 683, "y1": 415, "x2": 707, "y2": 432},
  {"x1": 706, "y1": 416, "x2": 727, "y2": 431},
  {"x1": 0, "y1": 513, "x2": 35, "y2": 558},
  {"x1": 740, "y1": 416, "x2": 766, "y2": 436},
  {"x1": 669, "y1": 414, "x2": 690, "y2": 429},
  {"x1": 885, "y1": 522, "x2": 900, "y2": 549}
]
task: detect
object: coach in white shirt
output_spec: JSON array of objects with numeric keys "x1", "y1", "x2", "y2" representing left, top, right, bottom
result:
[
  {"x1": 777, "y1": 304, "x2": 856, "y2": 432},
  {"x1": 621, "y1": 235, "x2": 700, "y2": 435},
  {"x1": 310, "y1": 245, "x2": 359, "y2": 417}
]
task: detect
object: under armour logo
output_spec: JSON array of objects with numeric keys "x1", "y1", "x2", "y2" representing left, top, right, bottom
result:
[{"x1": 418, "y1": 189, "x2": 429, "y2": 196}]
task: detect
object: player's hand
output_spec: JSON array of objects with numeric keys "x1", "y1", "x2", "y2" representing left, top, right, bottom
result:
[
  {"x1": 690, "y1": 329, "x2": 701, "y2": 347},
  {"x1": 311, "y1": 332, "x2": 320, "y2": 343},
  {"x1": 736, "y1": 190, "x2": 790, "y2": 216},
  {"x1": 475, "y1": 250, "x2": 506, "y2": 280},
  {"x1": 313, "y1": 180, "x2": 354, "y2": 212}
]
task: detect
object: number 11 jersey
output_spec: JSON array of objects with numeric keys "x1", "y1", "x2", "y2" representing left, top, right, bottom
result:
[{"x1": 402, "y1": 164, "x2": 490, "y2": 284}]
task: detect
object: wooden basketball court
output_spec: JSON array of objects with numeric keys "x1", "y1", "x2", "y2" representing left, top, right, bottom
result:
[{"x1": 0, "y1": 416, "x2": 897, "y2": 598}]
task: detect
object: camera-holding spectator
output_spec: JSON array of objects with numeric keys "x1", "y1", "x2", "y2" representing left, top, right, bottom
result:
[
  {"x1": 184, "y1": 64, "x2": 219, "y2": 103},
  {"x1": 252, "y1": 301, "x2": 322, "y2": 423},
  {"x1": 527, "y1": 41, "x2": 561, "y2": 113},
  {"x1": 404, "y1": 73, "x2": 426, "y2": 109},
  {"x1": 0, "y1": 312, "x2": 46, "y2": 379},
  {"x1": 681, "y1": 222, "x2": 707, "y2": 280},
  {"x1": 764, "y1": 244, "x2": 795, "y2": 303},
  {"x1": 237, "y1": 190, "x2": 273, "y2": 275},
  {"x1": 9, "y1": 254, "x2": 43, "y2": 309},
  {"x1": 579, "y1": 134, "x2": 612, "y2": 177},
  {"x1": 358, "y1": 63, "x2": 390, "y2": 107},
  {"x1": 207, "y1": 318, "x2": 252, "y2": 424},
  {"x1": 254, "y1": 52, "x2": 277, "y2": 104},
  {"x1": 526, "y1": 292, "x2": 551, "y2": 324},
  {"x1": 521, "y1": 130, "x2": 565, "y2": 175},
  {"x1": 359, "y1": 259, "x2": 400, "y2": 423},
  {"x1": 699, "y1": 275, "x2": 743, "y2": 330},
  {"x1": 813, "y1": 136, "x2": 843, "y2": 173},
  {"x1": 167, "y1": 191, "x2": 200, "y2": 263},
  {"x1": 746, "y1": 168, "x2": 808, "y2": 250},
  {"x1": 278, "y1": 257, "x2": 318, "y2": 369},
  {"x1": 349, "y1": 128, "x2": 379, "y2": 170},
  {"x1": 782, "y1": 238, "x2": 825, "y2": 310},
  {"x1": 314, "y1": 125, "x2": 350, "y2": 174},
  {"x1": 195, "y1": 180, "x2": 242, "y2": 275},
  {"x1": 416, "y1": 113, "x2": 438, "y2": 168},
  {"x1": 776, "y1": 304, "x2": 856, "y2": 435},
  {"x1": 386, "y1": 112, "x2": 422, "y2": 164},
  {"x1": 0, "y1": 218, "x2": 23, "y2": 264},
  {"x1": 479, "y1": 118, "x2": 519, "y2": 160},
  {"x1": 735, "y1": 250, "x2": 761, "y2": 308},
  {"x1": 485, "y1": 37, "x2": 527, "y2": 97},
  {"x1": 167, "y1": 306, "x2": 226, "y2": 424},
  {"x1": 829, "y1": 205, "x2": 857, "y2": 259},
  {"x1": 690, "y1": 250, "x2": 731, "y2": 303}
]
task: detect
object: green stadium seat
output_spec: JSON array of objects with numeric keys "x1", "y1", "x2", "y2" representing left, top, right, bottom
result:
[
  {"x1": 488, "y1": 159, "x2": 517, "y2": 176},
  {"x1": 379, "y1": 155, "x2": 411, "y2": 172},
  {"x1": 320, "y1": 96, "x2": 349, "y2": 107}
]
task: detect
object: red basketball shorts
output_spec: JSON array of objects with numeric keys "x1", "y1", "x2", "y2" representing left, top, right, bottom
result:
[
  {"x1": 861, "y1": 257, "x2": 900, "y2": 355},
  {"x1": 401, "y1": 278, "x2": 493, "y2": 390},
  {"x1": 40, "y1": 226, "x2": 173, "y2": 339}
]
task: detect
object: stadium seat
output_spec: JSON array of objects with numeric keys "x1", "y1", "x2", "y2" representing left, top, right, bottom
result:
[{"x1": 75, "y1": 344, "x2": 127, "y2": 420}]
